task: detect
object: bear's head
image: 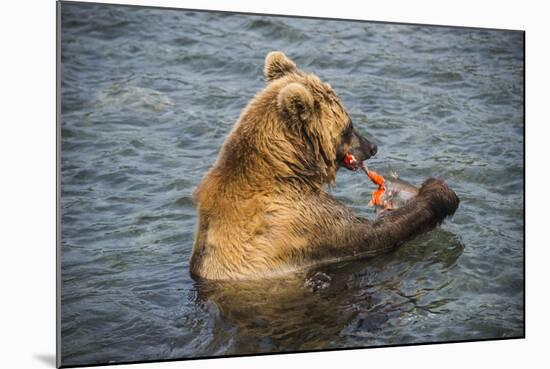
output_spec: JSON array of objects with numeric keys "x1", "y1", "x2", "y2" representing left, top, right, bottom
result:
[
  {"x1": 263, "y1": 51, "x2": 377, "y2": 185},
  {"x1": 216, "y1": 51, "x2": 377, "y2": 190}
]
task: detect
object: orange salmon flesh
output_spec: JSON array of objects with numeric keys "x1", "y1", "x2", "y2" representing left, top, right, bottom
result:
[{"x1": 366, "y1": 170, "x2": 386, "y2": 207}]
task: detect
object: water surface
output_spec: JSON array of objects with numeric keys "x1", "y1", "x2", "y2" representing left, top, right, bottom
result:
[{"x1": 60, "y1": 3, "x2": 524, "y2": 366}]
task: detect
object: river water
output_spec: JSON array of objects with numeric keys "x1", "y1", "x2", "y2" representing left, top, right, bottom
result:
[{"x1": 59, "y1": 3, "x2": 524, "y2": 366}]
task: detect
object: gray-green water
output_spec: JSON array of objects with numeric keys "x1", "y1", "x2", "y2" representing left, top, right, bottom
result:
[{"x1": 59, "y1": 3, "x2": 524, "y2": 367}]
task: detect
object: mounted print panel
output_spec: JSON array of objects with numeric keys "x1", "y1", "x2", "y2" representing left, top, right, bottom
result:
[{"x1": 57, "y1": 1, "x2": 524, "y2": 367}]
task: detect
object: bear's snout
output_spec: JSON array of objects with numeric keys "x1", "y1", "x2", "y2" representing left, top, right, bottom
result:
[
  {"x1": 366, "y1": 140, "x2": 378, "y2": 157},
  {"x1": 356, "y1": 132, "x2": 378, "y2": 160}
]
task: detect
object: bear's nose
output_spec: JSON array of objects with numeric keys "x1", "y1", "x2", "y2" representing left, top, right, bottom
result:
[{"x1": 370, "y1": 142, "x2": 378, "y2": 157}]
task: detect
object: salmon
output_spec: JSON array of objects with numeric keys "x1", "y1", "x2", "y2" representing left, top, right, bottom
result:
[
  {"x1": 360, "y1": 164, "x2": 418, "y2": 215},
  {"x1": 342, "y1": 153, "x2": 418, "y2": 215}
]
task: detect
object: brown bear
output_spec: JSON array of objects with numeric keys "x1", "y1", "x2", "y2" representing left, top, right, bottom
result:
[{"x1": 190, "y1": 51, "x2": 459, "y2": 280}]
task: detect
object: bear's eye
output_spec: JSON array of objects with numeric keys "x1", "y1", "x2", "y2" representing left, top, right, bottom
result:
[{"x1": 342, "y1": 120, "x2": 353, "y2": 140}]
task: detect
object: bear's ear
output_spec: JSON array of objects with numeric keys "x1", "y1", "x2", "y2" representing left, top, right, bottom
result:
[
  {"x1": 277, "y1": 82, "x2": 314, "y2": 124},
  {"x1": 264, "y1": 51, "x2": 298, "y2": 82}
]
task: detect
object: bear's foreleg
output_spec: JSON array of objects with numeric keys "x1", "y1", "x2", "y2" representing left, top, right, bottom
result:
[{"x1": 298, "y1": 178, "x2": 459, "y2": 264}]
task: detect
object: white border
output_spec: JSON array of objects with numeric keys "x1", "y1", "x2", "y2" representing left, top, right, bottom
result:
[{"x1": 2, "y1": 0, "x2": 548, "y2": 368}]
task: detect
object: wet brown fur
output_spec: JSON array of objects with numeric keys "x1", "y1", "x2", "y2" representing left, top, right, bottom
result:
[{"x1": 190, "y1": 52, "x2": 459, "y2": 280}]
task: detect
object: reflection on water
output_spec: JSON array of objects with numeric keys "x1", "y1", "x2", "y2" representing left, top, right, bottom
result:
[
  {"x1": 60, "y1": 2, "x2": 524, "y2": 367},
  {"x1": 195, "y1": 229, "x2": 465, "y2": 354}
]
